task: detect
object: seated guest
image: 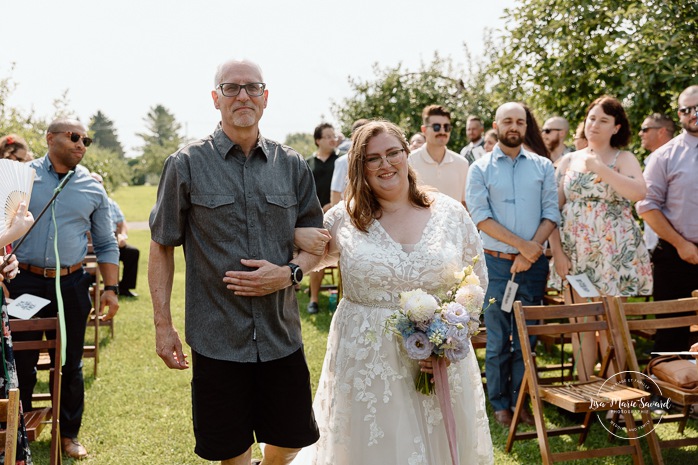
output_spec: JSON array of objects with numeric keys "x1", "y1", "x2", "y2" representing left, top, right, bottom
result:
[{"x1": 91, "y1": 173, "x2": 140, "y2": 297}]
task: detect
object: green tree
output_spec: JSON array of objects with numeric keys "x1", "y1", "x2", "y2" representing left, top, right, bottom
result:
[
  {"x1": 81, "y1": 144, "x2": 131, "y2": 192},
  {"x1": 0, "y1": 67, "x2": 48, "y2": 156},
  {"x1": 488, "y1": 0, "x2": 698, "y2": 153},
  {"x1": 332, "y1": 51, "x2": 497, "y2": 152},
  {"x1": 133, "y1": 104, "x2": 183, "y2": 184},
  {"x1": 284, "y1": 132, "x2": 316, "y2": 158},
  {"x1": 89, "y1": 111, "x2": 125, "y2": 157}
]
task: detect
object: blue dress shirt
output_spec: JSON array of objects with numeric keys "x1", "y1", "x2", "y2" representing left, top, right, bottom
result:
[
  {"x1": 466, "y1": 146, "x2": 560, "y2": 254},
  {"x1": 14, "y1": 155, "x2": 119, "y2": 268}
]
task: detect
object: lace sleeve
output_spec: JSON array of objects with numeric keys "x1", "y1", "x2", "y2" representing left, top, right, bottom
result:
[
  {"x1": 314, "y1": 202, "x2": 346, "y2": 270},
  {"x1": 460, "y1": 205, "x2": 488, "y2": 293}
]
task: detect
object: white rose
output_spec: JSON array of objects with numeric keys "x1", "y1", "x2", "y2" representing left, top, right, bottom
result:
[
  {"x1": 400, "y1": 289, "x2": 439, "y2": 324},
  {"x1": 464, "y1": 273, "x2": 480, "y2": 286}
]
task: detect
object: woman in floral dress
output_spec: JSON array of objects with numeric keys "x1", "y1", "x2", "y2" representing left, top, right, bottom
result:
[{"x1": 549, "y1": 96, "x2": 652, "y2": 378}]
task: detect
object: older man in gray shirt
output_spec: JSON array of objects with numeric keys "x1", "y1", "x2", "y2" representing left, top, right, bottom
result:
[{"x1": 149, "y1": 59, "x2": 324, "y2": 465}]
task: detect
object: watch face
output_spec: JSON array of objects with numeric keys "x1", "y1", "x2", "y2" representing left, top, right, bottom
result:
[{"x1": 289, "y1": 264, "x2": 303, "y2": 284}]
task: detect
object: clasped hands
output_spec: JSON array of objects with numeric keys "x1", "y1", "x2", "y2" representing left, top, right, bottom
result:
[{"x1": 511, "y1": 240, "x2": 544, "y2": 274}]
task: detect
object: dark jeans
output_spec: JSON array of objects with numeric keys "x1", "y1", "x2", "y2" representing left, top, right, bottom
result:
[
  {"x1": 484, "y1": 254, "x2": 548, "y2": 411},
  {"x1": 119, "y1": 244, "x2": 140, "y2": 291},
  {"x1": 7, "y1": 268, "x2": 93, "y2": 438},
  {"x1": 651, "y1": 239, "x2": 698, "y2": 352}
]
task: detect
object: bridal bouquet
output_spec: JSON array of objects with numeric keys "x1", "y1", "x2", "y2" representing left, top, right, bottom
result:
[{"x1": 385, "y1": 261, "x2": 491, "y2": 395}]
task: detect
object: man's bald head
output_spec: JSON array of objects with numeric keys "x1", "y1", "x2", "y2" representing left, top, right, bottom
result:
[
  {"x1": 213, "y1": 59, "x2": 264, "y2": 88},
  {"x1": 495, "y1": 102, "x2": 526, "y2": 122},
  {"x1": 47, "y1": 118, "x2": 85, "y2": 134}
]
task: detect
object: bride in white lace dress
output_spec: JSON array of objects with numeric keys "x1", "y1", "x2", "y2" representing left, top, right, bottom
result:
[{"x1": 300, "y1": 121, "x2": 493, "y2": 465}]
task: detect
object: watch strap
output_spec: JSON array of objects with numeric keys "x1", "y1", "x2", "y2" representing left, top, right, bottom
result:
[{"x1": 104, "y1": 285, "x2": 119, "y2": 295}]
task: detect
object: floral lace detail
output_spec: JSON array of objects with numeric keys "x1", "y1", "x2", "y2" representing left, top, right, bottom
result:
[{"x1": 308, "y1": 194, "x2": 493, "y2": 465}]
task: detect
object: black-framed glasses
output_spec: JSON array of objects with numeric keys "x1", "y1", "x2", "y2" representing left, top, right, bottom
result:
[
  {"x1": 542, "y1": 128, "x2": 563, "y2": 134},
  {"x1": 678, "y1": 105, "x2": 698, "y2": 115},
  {"x1": 640, "y1": 126, "x2": 662, "y2": 133},
  {"x1": 51, "y1": 131, "x2": 92, "y2": 147},
  {"x1": 426, "y1": 123, "x2": 452, "y2": 133},
  {"x1": 364, "y1": 149, "x2": 405, "y2": 171},
  {"x1": 217, "y1": 82, "x2": 266, "y2": 97}
]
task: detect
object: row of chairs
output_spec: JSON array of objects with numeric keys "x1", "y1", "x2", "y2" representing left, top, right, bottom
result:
[{"x1": 505, "y1": 293, "x2": 698, "y2": 465}]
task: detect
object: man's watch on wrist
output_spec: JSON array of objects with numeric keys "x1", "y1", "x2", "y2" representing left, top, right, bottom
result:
[
  {"x1": 104, "y1": 285, "x2": 119, "y2": 295},
  {"x1": 287, "y1": 263, "x2": 303, "y2": 285}
]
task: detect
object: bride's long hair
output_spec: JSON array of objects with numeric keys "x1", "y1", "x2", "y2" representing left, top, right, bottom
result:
[{"x1": 345, "y1": 120, "x2": 432, "y2": 233}]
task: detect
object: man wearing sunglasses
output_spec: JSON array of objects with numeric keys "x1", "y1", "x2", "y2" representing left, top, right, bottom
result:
[
  {"x1": 638, "y1": 113, "x2": 676, "y2": 255},
  {"x1": 638, "y1": 113, "x2": 676, "y2": 154},
  {"x1": 541, "y1": 116, "x2": 573, "y2": 164},
  {"x1": 149, "y1": 59, "x2": 323, "y2": 465},
  {"x1": 409, "y1": 104, "x2": 469, "y2": 206},
  {"x1": 638, "y1": 85, "x2": 698, "y2": 354},
  {"x1": 7, "y1": 118, "x2": 119, "y2": 459}
]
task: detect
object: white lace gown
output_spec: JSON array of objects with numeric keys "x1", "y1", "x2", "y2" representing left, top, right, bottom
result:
[{"x1": 302, "y1": 193, "x2": 493, "y2": 465}]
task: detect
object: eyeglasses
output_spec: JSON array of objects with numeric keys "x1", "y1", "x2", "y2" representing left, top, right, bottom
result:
[
  {"x1": 364, "y1": 149, "x2": 405, "y2": 171},
  {"x1": 51, "y1": 131, "x2": 92, "y2": 147},
  {"x1": 678, "y1": 105, "x2": 698, "y2": 115},
  {"x1": 640, "y1": 126, "x2": 662, "y2": 133},
  {"x1": 217, "y1": 82, "x2": 266, "y2": 97},
  {"x1": 542, "y1": 128, "x2": 563, "y2": 134},
  {"x1": 426, "y1": 123, "x2": 452, "y2": 133}
]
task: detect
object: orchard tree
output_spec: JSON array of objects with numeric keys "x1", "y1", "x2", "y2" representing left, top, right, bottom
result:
[
  {"x1": 488, "y1": 0, "x2": 698, "y2": 146},
  {"x1": 284, "y1": 132, "x2": 316, "y2": 158},
  {"x1": 81, "y1": 144, "x2": 130, "y2": 192},
  {"x1": 133, "y1": 104, "x2": 183, "y2": 183},
  {"x1": 0, "y1": 68, "x2": 48, "y2": 155},
  {"x1": 89, "y1": 110, "x2": 125, "y2": 157},
  {"x1": 332, "y1": 52, "x2": 497, "y2": 152}
]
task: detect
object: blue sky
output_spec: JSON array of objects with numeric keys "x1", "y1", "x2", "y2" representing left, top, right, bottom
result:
[{"x1": 2, "y1": 0, "x2": 515, "y2": 156}]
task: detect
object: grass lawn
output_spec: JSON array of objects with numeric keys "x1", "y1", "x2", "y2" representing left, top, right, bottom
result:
[{"x1": 24, "y1": 186, "x2": 698, "y2": 464}]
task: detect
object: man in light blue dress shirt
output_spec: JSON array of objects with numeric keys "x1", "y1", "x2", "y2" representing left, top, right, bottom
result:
[
  {"x1": 466, "y1": 102, "x2": 560, "y2": 427},
  {"x1": 8, "y1": 118, "x2": 120, "y2": 459}
]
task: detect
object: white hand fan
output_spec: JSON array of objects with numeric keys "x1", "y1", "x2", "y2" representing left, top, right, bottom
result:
[{"x1": 0, "y1": 158, "x2": 36, "y2": 237}]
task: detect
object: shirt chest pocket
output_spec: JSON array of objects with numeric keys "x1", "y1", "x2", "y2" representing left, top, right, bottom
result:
[
  {"x1": 264, "y1": 194, "x2": 298, "y2": 237},
  {"x1": 190, "y1": 194, "x2": 238, "y2": 239}
]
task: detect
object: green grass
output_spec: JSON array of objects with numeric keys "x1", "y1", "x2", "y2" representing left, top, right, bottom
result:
[
  {"x1": 111, "y1": 185, "x2": 158, "y2": 223},
  {"x1": 24, "y1": 185, "x2": 698, "y2": 464}
]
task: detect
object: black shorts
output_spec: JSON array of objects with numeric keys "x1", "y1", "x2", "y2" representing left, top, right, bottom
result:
[{"x1": 191, "y1": 347, "x2": 320, "y2": 461}]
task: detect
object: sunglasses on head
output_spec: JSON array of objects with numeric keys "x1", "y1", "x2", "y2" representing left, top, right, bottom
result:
[
  {"x1": 678, "y1": 105, "x2": 698, "y2": 115},
  {"x1": 427, "y1": 123, "x2": 452, "y2": 133},
  {"x1": 51, "y1": 131, "x2": 93, "y2": 147},
  {"x1": 542, "y1": 128, "x2": 563, "y2": 134}
]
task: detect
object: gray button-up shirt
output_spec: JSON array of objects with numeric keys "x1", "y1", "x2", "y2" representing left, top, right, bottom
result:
[{"x1": 150, "y1": 125, "x2": 323, "y2": 362}]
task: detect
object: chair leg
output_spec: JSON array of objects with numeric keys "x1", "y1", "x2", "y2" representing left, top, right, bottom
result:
[
  {"x1": 678, "y1": 404, "x2": 690, "y2": 434},
  {"x1": 506, "y1": 377, "x2": 527, "y2": 453},
  {"x1": 578, "y1": 410, "x2": 593, "y2": 445},
  {"x1": 621, "y1": 411, "x2": 645, "y2": 465},
  {"x1": 640, "y1": 410, "x2": 664, "y2": 465}
]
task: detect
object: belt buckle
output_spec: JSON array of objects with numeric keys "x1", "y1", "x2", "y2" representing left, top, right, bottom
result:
[{"x1": 43, "y1": 267, "x2": 56, "y2": 278}]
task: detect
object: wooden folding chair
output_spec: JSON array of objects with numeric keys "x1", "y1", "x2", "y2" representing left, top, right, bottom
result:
[
  {"x1": 9, "y1": 317, "x2": 63, "y2": 465},
  {"x1": 506, "y1": 300, "x2": 649, "y2": 465},
  {"x1": 0, "y1": 388, "x2": 21, "y2": 464},
  {"x1": 606, "y1": 295, "x2": 698, "y2": 464}
]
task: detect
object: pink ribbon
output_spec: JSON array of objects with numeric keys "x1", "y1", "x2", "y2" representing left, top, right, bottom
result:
[{"x1": 434, "y1": 357, "x2": 459, "y2": 465}]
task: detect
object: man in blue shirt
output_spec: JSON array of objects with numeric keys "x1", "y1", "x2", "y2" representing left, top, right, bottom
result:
[
  {"x1": 8, "y1": 118, "x2": 120, "y2": 459},
  {"x1": 466, "y1": 102, "x2": 560, "y2": 427}
]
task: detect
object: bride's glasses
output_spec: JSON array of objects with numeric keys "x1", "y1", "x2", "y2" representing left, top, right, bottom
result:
[{"x1": 364, "y1": 149, "x2": 406, "y2": 171}]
